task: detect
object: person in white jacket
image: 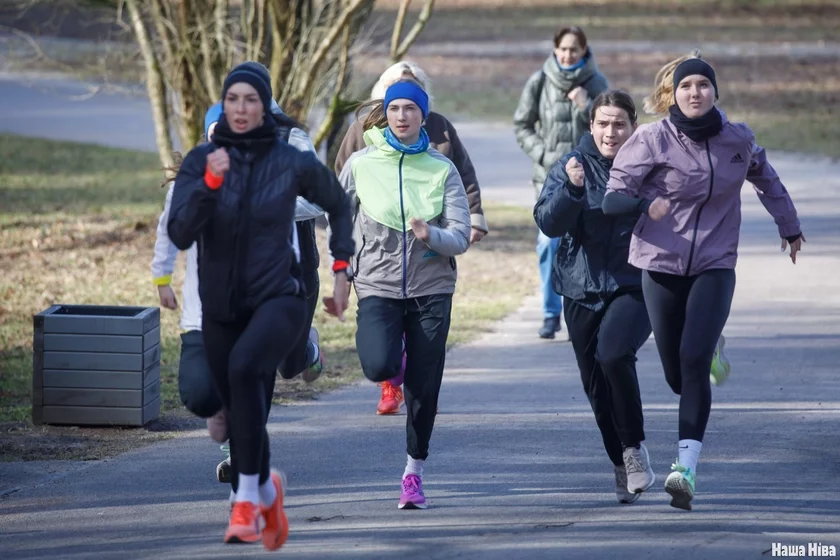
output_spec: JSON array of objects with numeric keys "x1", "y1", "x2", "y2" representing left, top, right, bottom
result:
[{"x1": 152, "y1": 101, "x2": 327, "y2": 489}]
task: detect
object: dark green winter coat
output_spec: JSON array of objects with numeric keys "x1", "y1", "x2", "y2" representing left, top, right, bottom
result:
[{"x1": 514, "y1": 50, "x2": 609, "y2": 195}]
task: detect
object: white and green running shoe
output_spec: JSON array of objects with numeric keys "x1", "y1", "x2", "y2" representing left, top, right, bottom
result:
[
  {"x1": 664, "y1": 462, "x2": 696, "y2": 511},
  {"x1": 710, "y1": 334, "x2": 731, "y2": 386}
]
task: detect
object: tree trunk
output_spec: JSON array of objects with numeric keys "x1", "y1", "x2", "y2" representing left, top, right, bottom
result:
[
  {"x1": 177, "y1": 0, "x2": 202, "y2": 149},
  {"x1": 124, "y1": 0, "x2": 174, "y2": 168}
]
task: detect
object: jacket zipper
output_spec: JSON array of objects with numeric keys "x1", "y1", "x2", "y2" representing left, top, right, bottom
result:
[
  {"x1": 398, "y1": 153, "x2": 407, "y2": 298},
  {"x1": 685, "y1": 139, "x2": 715, "y2": 276},
  {"x1": 355, "y1": 234, "x2": 365, "y2": 277}
]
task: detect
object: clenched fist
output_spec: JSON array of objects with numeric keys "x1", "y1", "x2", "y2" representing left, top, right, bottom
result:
[
  {"x1": 409, "y1": 217, "x2": 430, "y2": 242},
  {"x1": 567, "y1": 87, "x2": 589, "y2": 110},
  {"x1": 207, "y1": 148, "x2": 230, "y2": 177},
  {"x1": 648, "y1": 196, "x2": 671, "y2": 221},
  {"x1": 565, "y1": 156, "x2": 585, "y2": 187}
]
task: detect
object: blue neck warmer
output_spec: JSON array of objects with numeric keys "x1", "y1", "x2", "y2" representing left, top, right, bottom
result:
[
  {"x1": 556, "y1": 55, "x2": 586, "y2": 73},
  {"x1": 383, "y1": 127, "x2": 430, "y2": 155}
]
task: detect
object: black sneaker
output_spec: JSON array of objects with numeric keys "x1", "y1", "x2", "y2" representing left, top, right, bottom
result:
[{"x1": 539, "y1": 316, "x2": 561, "y2": 339}]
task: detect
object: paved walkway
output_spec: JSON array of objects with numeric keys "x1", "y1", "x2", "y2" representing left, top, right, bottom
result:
[{"x1": 1, "y1": 75, "x2": 840, "y2": 558}]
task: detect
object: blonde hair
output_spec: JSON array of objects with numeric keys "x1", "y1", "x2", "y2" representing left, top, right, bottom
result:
[
  {"x1": 370, "y1": 61, "x2": 434, "y2": 106},
  {"x1": 643, "y1": 49, "x2": 703, "y2": 115},
  {"x1": 357, "y1": 77, "x2": 425, "y2": 131}
]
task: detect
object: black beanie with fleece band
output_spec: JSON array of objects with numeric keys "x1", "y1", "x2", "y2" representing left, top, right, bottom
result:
[
  {"x1": 673, "y1": 58, "x2": 719, "y2": 100},
  {"x1": 222, "y1": 61, "x2": 273, "y2": 113}
]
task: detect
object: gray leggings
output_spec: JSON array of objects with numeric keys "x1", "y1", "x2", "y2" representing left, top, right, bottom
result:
[{"x1": 642, "y1": 269, "x2": 735, "y2": 442}]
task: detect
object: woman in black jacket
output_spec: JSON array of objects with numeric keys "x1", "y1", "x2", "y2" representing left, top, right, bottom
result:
[
  {"x1": 167, "y1": 62, "x2": 354, "y2": 550},
  {"x1": 533, "y1": 90, "x2": 655, "y2": 504}
]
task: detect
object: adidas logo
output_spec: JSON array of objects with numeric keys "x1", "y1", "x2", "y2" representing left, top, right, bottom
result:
[{"x1": 730, "y1": 153, "x2": 744, "y2": 164}]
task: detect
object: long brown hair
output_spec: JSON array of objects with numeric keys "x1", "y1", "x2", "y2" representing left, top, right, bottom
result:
[
  {"x1": 644, "y1": 49, "x2": 703, "y2": 115},
  {"x1": 355, "y1": 76, "x2": 425, "y2": 131}
]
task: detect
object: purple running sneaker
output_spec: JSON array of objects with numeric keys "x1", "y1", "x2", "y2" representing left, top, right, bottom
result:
[{"x1": 398, "y1": 474, "x2": 427, "y2": 509}]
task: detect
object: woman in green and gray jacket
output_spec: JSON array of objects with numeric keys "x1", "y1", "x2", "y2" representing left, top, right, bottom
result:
[{"x1": 337, "y1": 78, "x2": 471, "y2": 510}]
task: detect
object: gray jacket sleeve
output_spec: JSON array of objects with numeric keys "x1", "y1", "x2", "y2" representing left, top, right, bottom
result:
[
  {"x1": 426, "y1": 162, "x2": 471, "y2": 257},
  {"x1": 513, "y1": 71, "x2": 547, "y2": 166},
  {"x1": 289, "y1": 127, "x2": 325, "y2": 221}
]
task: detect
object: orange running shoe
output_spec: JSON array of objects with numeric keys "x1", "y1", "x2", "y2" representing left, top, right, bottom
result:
[
  {"x1": 377, "y1": 381, "x2": 404, "y2": 415},
  {"x1": 260, "y1": 469, "x2": 290, "y2": 551},
  {"x1": 224, "y1": 501, "x2": 261, "y2": 544}
]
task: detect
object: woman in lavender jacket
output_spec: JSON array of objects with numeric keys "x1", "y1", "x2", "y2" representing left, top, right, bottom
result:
[{"x1": 602, "y1": 51, "x2": 804, "y2": 511}]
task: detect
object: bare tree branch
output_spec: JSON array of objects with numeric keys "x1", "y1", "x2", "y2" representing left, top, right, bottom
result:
[
  {"x1": 312, "y1": 22, "x2": 351, "y2": 148},
  {"x1": 390, "y1": 0, "x2": 411, "y2": 61},
  {"x1": 194, "y1": 4, "x2": 221, "y2": 103},
  {"x1": 290, "y1": 0, "x2": 368, "y2": 110},
  {"x1": 252, "y1": 0, "x2": 267, "y2": 65},
  {"x1": 392, "y1": 0, "x2": 435, "y2": 62},
  {"x1": 214, "y1": 0, "x2": 232, "y2": 71},
  {"x1": 266, "y1": 0, "x2": 285, "y2": 97},
  {"x1": 4, "y1": 0, "x2": 434, "y2": 168},
  {"x1": 148, "y1": 0, "x2": 174, "y2": 71},
  {"x1": 123, "y1": 0, "x2": 174, "y2": 168}
]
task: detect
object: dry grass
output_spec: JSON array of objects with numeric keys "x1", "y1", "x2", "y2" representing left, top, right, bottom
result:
[{"x1": 0, "y1": 134, "x2": 537, "y2": 461}]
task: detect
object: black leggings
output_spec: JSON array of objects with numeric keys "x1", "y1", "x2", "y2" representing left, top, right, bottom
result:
[
  {"x1": 564, "y1": 292, "x2": 651, "y2": 466},
  {"x1": 228, "y1": 220, "x2": 319, "y2": 491},
  {"x1": 356, "y1": 294, "x2": 452, "y2": 460},
  {"x1": 642, "y1": 269, "x2": 735, "y2": 442},
  {"x1": 203, "y1": 296, "x2": 306, "y2": 480},
  {"x1": 278, "y1": 222, "x2": 320, "y2": 379}
]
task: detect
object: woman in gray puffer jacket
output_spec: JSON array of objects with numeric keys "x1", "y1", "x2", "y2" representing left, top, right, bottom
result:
[{"x1": 514, "y1": 26, "x2": 609, "y2": 339}]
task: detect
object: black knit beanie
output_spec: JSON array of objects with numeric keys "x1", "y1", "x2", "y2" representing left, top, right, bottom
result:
[
  {"x1": 673, "y1": 58, "x2": 719, "y2": 100},
  {"x1": 222, "y1": 61, "x2": 273, "y2": 112}
]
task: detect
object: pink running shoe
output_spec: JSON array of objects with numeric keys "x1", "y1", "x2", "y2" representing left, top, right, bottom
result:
[{"x1": 398, "y1": 474, "x2": 427, "y2": 510}]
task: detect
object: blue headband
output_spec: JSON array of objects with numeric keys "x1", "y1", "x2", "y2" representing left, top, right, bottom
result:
[
  {"x1": 383, "y1": 81, "x2": 429, "y2": 119},
  {"x1": 204, "y1": 102, "x2": 222, "y2": 139}
]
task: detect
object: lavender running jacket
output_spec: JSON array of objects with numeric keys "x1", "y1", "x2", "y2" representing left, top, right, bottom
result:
[{"x1": 603, "y1": 113, "x2": 800, "y2": 276}]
